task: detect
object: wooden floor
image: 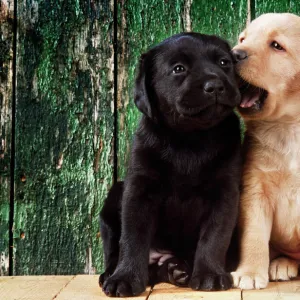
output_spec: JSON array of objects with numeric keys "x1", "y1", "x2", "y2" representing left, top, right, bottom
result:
[{"x1": 0, "y1": 275, "x2": 299, "y2": 299}]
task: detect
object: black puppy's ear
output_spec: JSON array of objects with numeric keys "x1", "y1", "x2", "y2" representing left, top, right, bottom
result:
[{"x1": 134, "y1": 53, "x2": 155, "y2": 120}]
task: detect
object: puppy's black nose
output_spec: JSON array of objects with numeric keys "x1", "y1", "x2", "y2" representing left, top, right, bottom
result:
[
  {"x1": 232, "y1": 49, "x2": 248, "y2": 62},
  {"x1": 203, "y1": 79, "x2": 224, "y2": 94}
]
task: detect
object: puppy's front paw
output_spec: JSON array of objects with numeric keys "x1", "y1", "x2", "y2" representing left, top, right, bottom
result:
[
  {"x1": 102, "y1": 272, "x2": 145, "y2": 297},
  {"x1": 167, "y1": 260, "x2": 190, "y2": 287},
  {"x1": 99, "y1": 271, "x2": 110, "y2": 287},
  {"x1": 99, "y1": 265, "x2": 117, "y2": 287},
  {"x1": 231, "y1": 271, "x2": 268, "y2": 289},
  {"x1": 189, "y1": 273, "x2": 232, "y2": 291},
  {"x1": 269, "y1": 257, "x2": 299, "y2": 281}
]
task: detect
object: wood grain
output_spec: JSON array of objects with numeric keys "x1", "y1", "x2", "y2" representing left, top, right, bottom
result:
[
  {"x1": 0, "y1": 276, "x2": 73, "y2": 300},
  {"x1": 242, "y1": 280, "x2": 300, "y2": 299},
  {"x1": 150, "y1": 283, "x2": 241, "y2": 300},
  {"x1": 13, "y1": 0, "x2": 114, "y2": 275},
  {"x1": 0, "y1": 0, "x2": 14, "y2": 276},
  {"x1": 55, "y1": 275, "x2": 152, "y2": 300},
  {"x1": 1, "y1": 276, "x2": 300, "y2": 299}
]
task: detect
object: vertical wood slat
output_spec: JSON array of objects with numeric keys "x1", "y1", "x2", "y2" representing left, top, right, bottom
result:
[
  {"x1": 116, "y1": 0, "x2": 248, "y2": 179},
  {"x1": 13, "y1": 0, "x2": 114, "y2": 275},
  {"x1": 0, "y1": 0, "x2": 14, "y2": 276}
]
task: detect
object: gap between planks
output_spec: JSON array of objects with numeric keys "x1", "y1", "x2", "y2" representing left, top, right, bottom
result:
[{"x1": 52, "y1": 275, "x2": 76, "y2": 299}]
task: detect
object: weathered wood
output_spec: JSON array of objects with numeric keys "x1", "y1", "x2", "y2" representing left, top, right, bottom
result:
[
  {"x1": 242, "y1": 280, "x2": 300, "y2": 299},
  {"x1": 254, "y1": 0, "x2": 300, "y2": 18},
  {"x1": 1, "y1": 276, "x2": 300, "y2": 299},
  {"x1": 116, "y1": 0, "x2": 248, "y2": 179},
  {"x1": 13, "y1": 0, "x2": 114, "y2": 275},
  {"x1": 0, "y1": 275, "x2": 74, "y2": 300},
  {"x1": 55, "y1": 275, "x2": 152, "y2": 300},
  {"x1": 0, "y1": 0, "x2": 13, "y2": 276},
  {"x1": 150, "y1": 283, "x2": 242, "y2": 300},
  {"x1": 190, "y1": 0, "x2": 249, "y2": 46}
]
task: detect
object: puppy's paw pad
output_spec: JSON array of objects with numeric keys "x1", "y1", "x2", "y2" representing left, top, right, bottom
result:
[
  {"x1": 231, "y1": 271, "x2": 268, "y2": 289},
  {"x1": 102, "y1": 274, "x2": 145, "y2": 297},
  {"x1": 190, "y1": 273, "x2": 232, "y2": 291},
  {"x1": 167, "y1": 262, "x2": 190, "y2": 286},
  {"x1": 269, "y1": 257, "x2": 299, "y2": 281}
]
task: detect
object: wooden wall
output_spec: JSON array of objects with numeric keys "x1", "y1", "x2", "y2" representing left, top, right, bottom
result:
[{"x1": 0, "y1": 0, "x2": 299, "y2": 275}]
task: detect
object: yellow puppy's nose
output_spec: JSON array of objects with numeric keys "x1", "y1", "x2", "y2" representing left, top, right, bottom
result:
[{"x1": 232, "y1": 49, "x2": 248, "y2": 63}]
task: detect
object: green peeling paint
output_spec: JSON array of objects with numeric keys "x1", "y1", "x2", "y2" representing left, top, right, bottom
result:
[
  {"x1": 0, "y1": 0, "x2": 299, "y2": 275},
  {"x1": 254, "y1": 0, "x2": 300, "y2": 18},
  {"x1": 0, "y1": 0, "x2": 13, "y2": 276},
  {"x1": 13, "y1": 0, "x2": 114, "y2": 275}
]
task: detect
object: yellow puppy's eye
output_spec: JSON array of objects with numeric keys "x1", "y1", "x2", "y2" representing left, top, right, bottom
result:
[
  {"x1": 271, "y1": 41, "x2": 285, "y2": 51},
  {"x1": 239, "y1": 37, "x2": 245, "y2": 43}
]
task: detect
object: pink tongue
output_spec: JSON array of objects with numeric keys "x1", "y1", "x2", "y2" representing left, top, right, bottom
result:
[{"x1": 240, "y1": 90, "x2": 260, "y2": 108}]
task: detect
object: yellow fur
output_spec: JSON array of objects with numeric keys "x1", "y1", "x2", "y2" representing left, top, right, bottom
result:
[{"x1": 231, "y1": 13, "x2": 300, "y2": 290}]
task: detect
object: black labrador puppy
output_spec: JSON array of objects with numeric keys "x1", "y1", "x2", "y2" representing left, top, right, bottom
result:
[{"x1": 99, "y1": 32, "x2": 242, "y2": 297}]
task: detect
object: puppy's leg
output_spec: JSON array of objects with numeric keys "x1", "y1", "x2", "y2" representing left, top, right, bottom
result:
[
  {"x1": 231, "y1": 177, "x2": 272, "y2": 289},
  {"x1": 190, "y1": 179, "x2": 240, "y2": 291},
  {"x1": 102, "y1": 176, "x2": 158, "y2": 297},
  {"x1": 99, "y1": 182, "x2": 123, "y2": 286},
  {"x1": 269, "y1": 257, "x2": 299, "y2": 281}
]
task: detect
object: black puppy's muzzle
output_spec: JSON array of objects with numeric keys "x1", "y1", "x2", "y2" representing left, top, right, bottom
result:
[{"x1": 203, "y1": 79, "x2": 225, "y2": 96}]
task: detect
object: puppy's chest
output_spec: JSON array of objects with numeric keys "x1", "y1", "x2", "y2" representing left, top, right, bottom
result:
[
  {"x1": 161, "y1": 144, "x2": 217, "y2": 175},
  {"x1": 258, "y1": 130, "x2": 300, "y2": 248},
  {"x1": 158, "y1": 186, "x2": 210, "y2": 246},
  {"x1": 255, "y1": 123, "x2": 300, "y2": 172}
]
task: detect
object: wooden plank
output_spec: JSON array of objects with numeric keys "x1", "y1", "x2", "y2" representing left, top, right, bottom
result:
[
  {"x1": 55, "y1": 275, "x2": 152, "y2": 300},
  {"x1": 254, "y1": 0, "x2": 300, "y2": 18},
  {"x1": 1, "y1": 276, "x2": 300, "y2": 299},
  {"x1": 116, "y1": 0, "x2": 248, "y2": 178},
  {"x1": 149, "y1": 283, "x2": 241, "y2": 300},
  {"x1": 13, "y1": 0, "x2": 114, "y2": 275},
  {"x1": 190, "y1": 0, "x2": 249, "y2": 46},
  {"x1": 0, "y1": 0, "x2": 14, "y2": 276},
  {"x1": 242, "y1": 279, "x2": 300, "y2": 299},
  {"x1": 0, "y1": 276, "x2": 73, "y2": 300}
]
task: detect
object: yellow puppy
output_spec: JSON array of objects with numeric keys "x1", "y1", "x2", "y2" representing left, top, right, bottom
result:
[{"x1": 231, "y1": 13, "x2": 300, "y2": 290}]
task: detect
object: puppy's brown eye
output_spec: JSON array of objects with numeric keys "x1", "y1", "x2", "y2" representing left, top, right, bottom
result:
[
  {"x1": 173, "y1": 65, "x2": 185, "y2": 74},
  {"x1": 271, "y1": 41, "x2": 285, "y2": 51},
  {"x1": 239, "y1": 37, "x2": 245, "y2": 43}
]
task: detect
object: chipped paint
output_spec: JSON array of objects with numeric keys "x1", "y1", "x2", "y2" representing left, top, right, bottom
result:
[
  {"x1": 0, "y1": 251, "x2": 9, "y2": 275},
  {"x1": 253, "y1": 0, "x2": 300, "y2": 18},
  {"x1": 183, "y1": 0, "x2": 193, "y2": 31},
  {"x1": 13, "y1": 0, "x2": 114, "y2": 275},
  {"x1": 84, "y1": 246, "x2": 96, "y2": 275},
  {"x1": 0, "y1": 0, "x2": 13, "y2": 276}
]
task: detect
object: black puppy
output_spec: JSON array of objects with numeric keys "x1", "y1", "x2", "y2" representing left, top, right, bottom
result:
[{"x1": 100, "y1": 33, "x2": 242, "y2": 297}]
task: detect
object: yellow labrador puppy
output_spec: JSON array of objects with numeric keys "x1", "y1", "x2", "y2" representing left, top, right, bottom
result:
[{"x1": 231, "y1": 13, "x2": 300, "y2": 289}]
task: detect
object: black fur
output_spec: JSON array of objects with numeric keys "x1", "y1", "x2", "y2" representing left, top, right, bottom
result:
[{"x1": 99, "y1": 33, "x2": 242, "y2": 297}]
